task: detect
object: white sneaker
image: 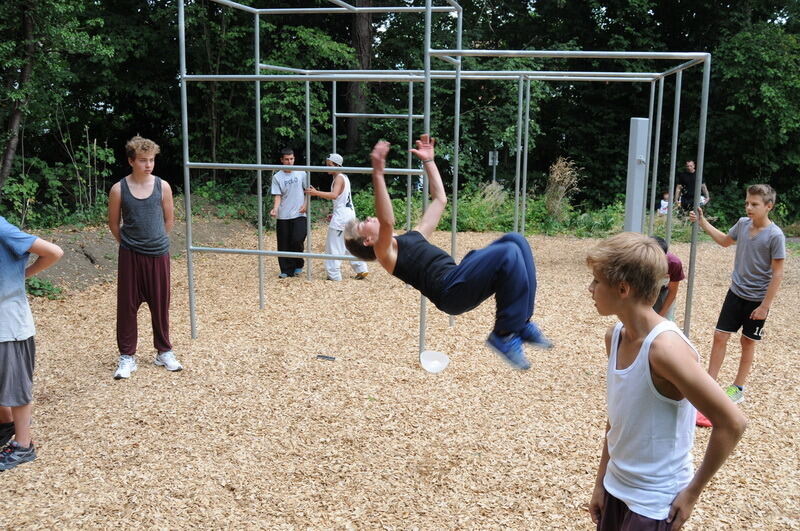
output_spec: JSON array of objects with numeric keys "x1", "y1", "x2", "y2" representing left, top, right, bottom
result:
[
  {"x1": 114, "y1": 355, "x2": 138, "y2": 380},
  {"x1": 155, "y1": 351, "x2": 183, "y2": 372}
]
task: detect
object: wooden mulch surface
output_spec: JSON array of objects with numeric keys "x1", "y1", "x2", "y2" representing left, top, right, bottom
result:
[{"x1": 5, "y1": 227, "x2": 799, "y2": 529}]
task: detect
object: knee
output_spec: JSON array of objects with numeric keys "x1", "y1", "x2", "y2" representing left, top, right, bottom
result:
[
  {"x1": 713, "y1": 330, "x2": 731, "y2": 344},
  {"x1": 740, "y1": 335, "x2": 756, "y2": 347}
]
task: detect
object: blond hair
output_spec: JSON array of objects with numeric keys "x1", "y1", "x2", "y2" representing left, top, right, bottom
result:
[
  {"x1": 343, "y1": 218, "x2": 377, "y2": 261},
  {"x1": 586, "y1": 232, "x2": 667, "y2": 303},
  {"x1": 747, "y1": 184, "x2": 776, "y2": 206},
  {"x1": 125, "y1": 135, "x2": 160, "y2": 160}
]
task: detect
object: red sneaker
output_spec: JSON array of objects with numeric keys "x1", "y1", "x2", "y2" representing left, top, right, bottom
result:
[{"x1": 696, "y1": 410, "x2": 712, "y2": 428}]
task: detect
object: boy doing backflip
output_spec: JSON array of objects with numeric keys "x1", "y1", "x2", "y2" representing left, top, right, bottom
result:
[
  {"x1": 0, "y1": 217, "x2": 63, "y2": 470},
  {"x1": 108, "y1": 135, "x2": 183, "y2": 380},
  {"x1": 344, "y1": 135, "x2": 551, "y2": 370},
  {"x1": 689, "y1": 184, "x2": 785, "y2": 409},
  {"x1": 586, "y1": 233, "x2": 745, "y2": 530}
]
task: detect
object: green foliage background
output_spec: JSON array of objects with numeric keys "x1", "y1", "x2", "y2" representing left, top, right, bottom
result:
[{"x1": 1, "y1": 0, "x2": 798, "y2": 234}]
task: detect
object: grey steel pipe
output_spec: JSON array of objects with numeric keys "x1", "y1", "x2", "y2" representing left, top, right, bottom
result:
[
  {"x1": 305, "y1": 80, "x2": 313, "y2": 279},
  {"x1": 430, "y1": 49, "x2": 708, "y2": 60},
  {"x1": 186, "y1": 162, "x2": 423, "y2": 175},
  {"x1": 419, "y1": 0, "x2": 433, "y2": 354},
  {"x1": 332, "y1": 82, "x2": 337, "y2": 152},
  {"x1": 665, "y1": 71, "x2": 682, "y2": 247},
  {"x1": 178, "y1": 0, "x2": 198, "y2": 339},
  {"x1": 641, "y1": 81, "x2": 656, "y2": 232},
  {"x1": 448, "y1": 4, "x2": 463, "y2": 328},
  {"x1": 647, "y1": 78, "x2": 665, "y2": 236},
  {"x1": 335, "y1": 112, "x2": 424, "y2": 119},
  {"x1": 191, "y1": 246, "x2": 363, "y2": 261},
  {"x1": 406, "y1": 83, "x2": 414, "y2": 231},
  {"x1": 513, "y1": 77, "x2": 524, "y2": 233},
  {"x1": 521, "y1": 78, "x2": 532, "y2": 235},
  {"x1": 684, "y1": 56, "x2": 711, "y2": 338},
  {"x1": 255, "y1": 13, "x2": 265, "y2": 309}
]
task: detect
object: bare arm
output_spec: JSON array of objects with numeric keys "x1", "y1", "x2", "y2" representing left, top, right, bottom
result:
[
  {"x1": 410, "y1": 135, "x2": 446, "y2": 240},
  {"x1": 658, "y1": 281, "x2": 680, "y2": 317},
  {"x1": 701, "y1": 183, "x2": 710, "y2": 201},
  {"x1": 370, "y1": 141, "x2": 397, "y2": 265},
  {"x1": 589, "y1": 326, "x2": 615, "y2": 525},
  {"x1": 751, "y1": 258, "x2": 784, "y2": 320},
  {"x1": 649, "y1": 334, "x2": 746, "y2": 529},
  {"x1": 25, "y1": 238, "x2": 64, "y2": 278},
  {"x1": 306, "y1": 174, "x2": 345, "y2": 200},
  {"x1": 270, "y1": 195, "x2": 281, "y2": 218},
  {"x1": 108, "y1": 182, "x2": 122, "y2": 243},
  {"x1": 161, "y1": 180, "x2": 175, "y2": 233},
  {"x1": 689, "y1": 207, "x2": 735, "y2": 247}
]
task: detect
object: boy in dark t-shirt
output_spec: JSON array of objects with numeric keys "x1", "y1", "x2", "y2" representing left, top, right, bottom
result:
[{"x1": 343, "y1": 135, "x2": 551, "y2": 371}]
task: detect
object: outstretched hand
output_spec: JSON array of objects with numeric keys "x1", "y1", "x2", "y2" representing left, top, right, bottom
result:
[
  {"x1": 409, "y1": 134, "x2": 435, "y2": 162},
  {"x1": 371, "y1": 141, "x2": 391, "y2": 168}
]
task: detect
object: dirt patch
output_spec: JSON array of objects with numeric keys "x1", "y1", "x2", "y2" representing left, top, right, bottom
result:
[{"x1": 33, "y1": 216, "x2": 255, "y2": 291}]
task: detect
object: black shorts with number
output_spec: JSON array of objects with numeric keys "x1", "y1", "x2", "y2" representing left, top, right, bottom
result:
[{"x1": 716, "y1": 289, "x2": 766, "y2": 341}]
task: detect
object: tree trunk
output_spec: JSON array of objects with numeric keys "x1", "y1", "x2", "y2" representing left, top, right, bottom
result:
[
  {"x1": 0, "y1": 5, "x2": 35, "y2": 191},
  {"x1": 345, "y1": 0, "x2": 373, "y2": 154}
]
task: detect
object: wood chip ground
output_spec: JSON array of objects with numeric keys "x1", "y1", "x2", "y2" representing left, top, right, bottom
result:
[{"x1": 4, "y1": 228, "x2": 799, "y2": 529}]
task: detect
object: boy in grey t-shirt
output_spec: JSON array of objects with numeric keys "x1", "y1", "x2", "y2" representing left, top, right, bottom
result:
[
  {"x1": 689, "y1": 184, "x2": 785, "y2": 413},
  {"x1": 270, "y1": 148, "x2": 308, "y2": 278}
]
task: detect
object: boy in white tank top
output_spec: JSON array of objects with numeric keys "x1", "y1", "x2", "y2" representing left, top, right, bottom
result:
[
  {"x1": 304, "y1": 153, "x2": 369, "y2": 281},
  {"x1": 585, "y1": 233, "x2": 746, "y2": 529}
]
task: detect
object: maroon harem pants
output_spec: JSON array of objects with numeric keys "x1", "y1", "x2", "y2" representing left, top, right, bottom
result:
[{"x1": 117, "y1": 247, "x2": 172, "y2": 355}]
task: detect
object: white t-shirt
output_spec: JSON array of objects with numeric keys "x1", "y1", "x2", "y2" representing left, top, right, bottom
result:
[{"x1": 271, "y1": 170, "x2": 307, "y2": 220}]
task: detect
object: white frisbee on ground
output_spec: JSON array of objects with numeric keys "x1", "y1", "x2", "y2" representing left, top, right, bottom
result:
[{"x1": 419, "y1": 350, "x2": 450, "y2": 374}]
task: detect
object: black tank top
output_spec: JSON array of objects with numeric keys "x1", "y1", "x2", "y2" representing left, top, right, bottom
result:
[
  {"x1": 119, "y1": 177, "x2": 170, "y2": 256},
  {"x1": 392, "y1": 231, "x2": 456, "y2": 305}
]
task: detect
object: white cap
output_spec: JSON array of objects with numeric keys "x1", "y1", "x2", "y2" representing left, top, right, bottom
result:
[{"x1": 326, "y1": 153, "x2": 343, "y2": 166}]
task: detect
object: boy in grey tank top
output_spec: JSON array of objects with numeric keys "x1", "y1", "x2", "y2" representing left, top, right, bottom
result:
[
  {"x1": 107, "y1": 136, "x2": 183, "y2": 379},
  {"x1": 689, "y1": 184, "x2": 785, "y2": 411}
]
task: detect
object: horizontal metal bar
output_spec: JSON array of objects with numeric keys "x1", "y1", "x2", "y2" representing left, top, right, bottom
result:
[
  {"x1": 187, "y1": 162, "x2": 424, "y2": 176},
  {"x1": 259, "y1": 63, "x2": 309, "y2": 74},
  {"x1": 430, "y1": 49, "x2": 709, "y2": 60},
  {"x1": 185, "y1": 72, "x2": 656, "y2": 83},
  {"x1": 657, "y1": 57, "x2": 707, "y2": 79},
  {"x1": 335, "y1": 112, "x2": 424, "y2": 119},
  {"x1": 191, "y1": 246, "x2": 364, "y2": 262},
  {"x1": 262, "y1": 68, "x2": 656, "y2": 77},
  {"x1": 185, "y1": 73, "x2": 423, "y2": 82},
  {"x1": 255, "y1": 6, "x2": 456, "y2": 14},
  {"x1": 208, "y1": 0, "x2": 257, "y2": 14}
]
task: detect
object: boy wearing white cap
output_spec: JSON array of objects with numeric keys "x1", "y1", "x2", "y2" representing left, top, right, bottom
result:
[{"x1": 305, "y1": 153, "x2": 369, "y2": 281}]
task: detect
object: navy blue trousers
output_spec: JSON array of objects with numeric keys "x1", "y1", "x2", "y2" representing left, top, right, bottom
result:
[{"x1": 435, "y1": 232, "x2": 536, "y2": 334}]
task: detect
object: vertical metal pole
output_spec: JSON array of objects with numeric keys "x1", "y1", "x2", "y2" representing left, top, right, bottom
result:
[
  {"x1": 419, "y1": 0, "x2": 433, "y2": 354},
  {"x1": 332, "y1": 81, "x2": 337, "y2": 153},
  {"x1": 178, "y1": 0, "x2": 198, "y2": 339},
  {"x1": 641, "y1": 81, "x2": 655, "y2": 233},
  {"x1": 521, "y1": 78, "x2": 531, "y2": 235},
  {"x1": 448, "y1": 6, "x2": 463, "y2": 328},
  {"x1": 305, "y1": 80, "x2": 312, "y2": 279},
  {"x1": 648, "y1": 78, "x2": 665, "y2": 236},
  {"x1": 684, "y1": 55, "x2": 711, "y2": 338},
  {"x1": 666, "y1": 71, "x2": 682, "y2": 247},
  {"x1": 513, "y1": 76, "x2": 524, "y2": 233},
  {"x1": 255, "y1": 13, "x2": 265, "y2": 309},
  {"x1": 406, "y1": 82, "x2": 414, "y2": 231}
]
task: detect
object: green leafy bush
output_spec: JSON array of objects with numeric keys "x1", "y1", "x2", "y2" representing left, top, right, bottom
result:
[{"x1": 25, "y1": 277, "x2": 63, "y2": 300}]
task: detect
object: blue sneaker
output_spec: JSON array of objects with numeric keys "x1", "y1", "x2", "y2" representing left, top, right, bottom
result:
[
  {"x1": 520, "y1": 321, "x2": 553, "y2": 349},
  {"x1": 278, "y1": 273, "x2": 289, "y2": 279},
  {"x1": 293, "y1": 268, "x2": 304, "y2": 276},
  {"x1": 486, "y1": 332, "x2": 531, "y2": 370}
]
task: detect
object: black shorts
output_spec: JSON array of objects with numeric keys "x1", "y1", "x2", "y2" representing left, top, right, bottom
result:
[{"x1": 716, "y1": 289, "x2": 766, "y2": 340}]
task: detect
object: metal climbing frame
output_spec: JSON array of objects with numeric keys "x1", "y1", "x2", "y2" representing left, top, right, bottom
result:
[{"x1": 178, "y1": 0, "x2": 710, "y2": 344}]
